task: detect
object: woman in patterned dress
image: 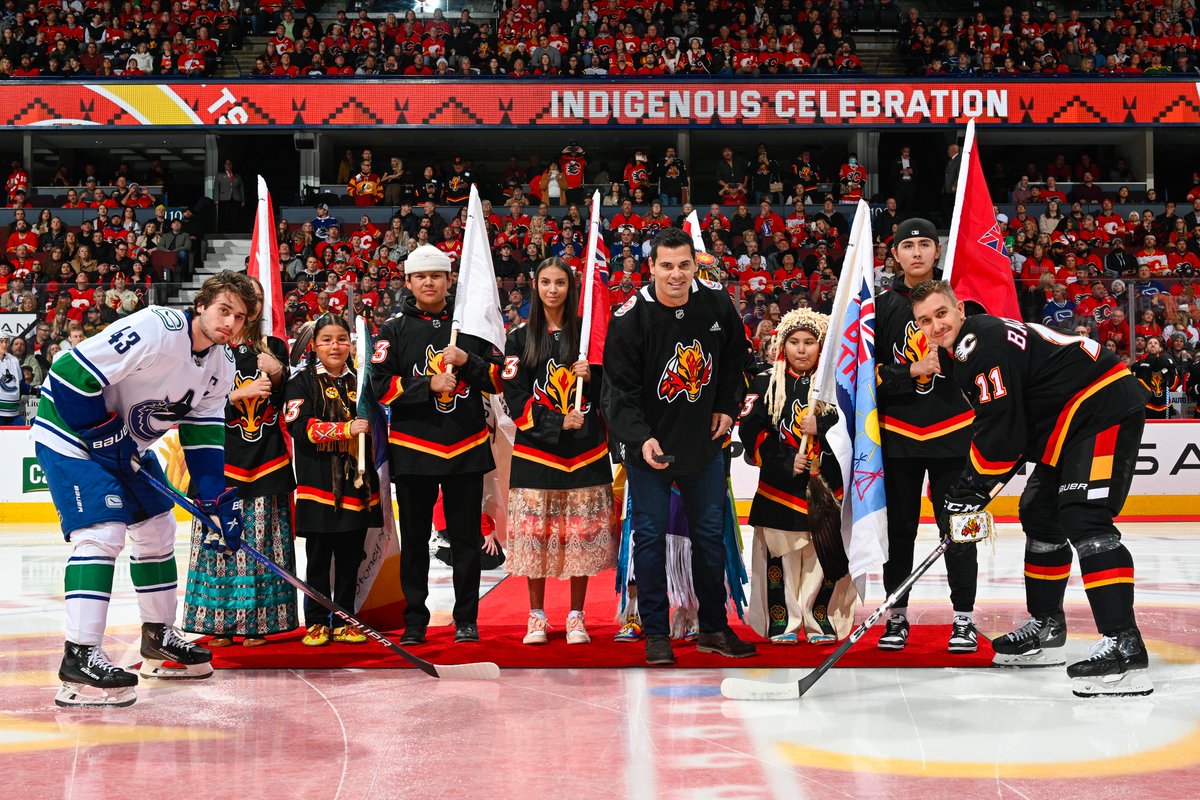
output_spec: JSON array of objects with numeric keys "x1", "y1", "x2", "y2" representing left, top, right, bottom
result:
[
  {"x1": 502, "y1": 257, "x2": 619, "y2": 645},
  {"x1": 183, "y1": 278, "x2": 298, "y2": 646}
]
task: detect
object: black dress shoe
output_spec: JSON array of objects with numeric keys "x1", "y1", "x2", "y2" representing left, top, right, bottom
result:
[
  {"x1": 644, "y1": 634, "x2": 676, "y2": 666},
  {"x1": 455, "y1": 623, "x2": 480, "y2": 643},
  {"x1": 399, "y1": 626, "x2": 426, "y2": 645},
  {"x1": 697, "y1": 629, "x2": 757, "y2": 658}
]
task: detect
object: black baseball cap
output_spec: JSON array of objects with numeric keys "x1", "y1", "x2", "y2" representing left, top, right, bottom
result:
[{"x1": 893, "y1": 218, "x2": 938, "y2": 246}]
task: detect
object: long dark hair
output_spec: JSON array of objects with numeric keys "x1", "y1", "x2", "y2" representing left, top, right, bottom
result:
[
  {"x1": 522, "y1": 257, "x2": 581, "y2": 369},
  {"x1": 303, "y1": 312, "x2": 361, "y2": 510}
]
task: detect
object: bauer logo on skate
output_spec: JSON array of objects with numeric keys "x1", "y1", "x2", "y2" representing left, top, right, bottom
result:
[{"x1": 657, "y1": 339, "x2": 713, "y2": 403}]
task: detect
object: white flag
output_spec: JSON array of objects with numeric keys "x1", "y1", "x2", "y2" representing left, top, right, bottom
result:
[
  {"x1": 813, "y1": 200, "x2": 888, "y2": 598},
  {"x1": 451, "y1": 185, "x2": 506, "y2": 353},
  {"x1": 683, "y1": 209, "x2": 706, "y2": 254}
]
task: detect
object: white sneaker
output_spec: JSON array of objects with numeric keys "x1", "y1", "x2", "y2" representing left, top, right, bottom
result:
[
  {"x1": 565, "y1": 613, "x2": 591, "y2": 644},
  {"x1": 523, "y1": 613, "x2": 550, "y2": 645}
]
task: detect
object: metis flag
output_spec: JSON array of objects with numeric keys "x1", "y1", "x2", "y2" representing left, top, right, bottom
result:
[
  {"x1": 248, "y1": 175, "x2": 284, "y2": 340},
  {"x1": 942, "y1": 119, "x2": 1021, "y2": 320},
  {"x1": 452, "y1": 185, "x2": 507, "y2": 353},
  {"x1": 811, "y1": 200, "x2": 888, "y2": 596},
  {"x1": 682, "y1": 208, "x2": 707, "y2": 254},
  {"x1": 577, "y1": 190, "x2": 611, "y2": 365}
]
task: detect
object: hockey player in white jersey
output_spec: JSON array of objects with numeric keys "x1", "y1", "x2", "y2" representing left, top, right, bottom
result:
[{"x1": 35, "y1": 271, "x2": 258, "y2": 708}]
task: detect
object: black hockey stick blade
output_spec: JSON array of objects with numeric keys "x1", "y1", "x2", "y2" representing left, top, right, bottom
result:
[
  {"x1": 795, "y1": 537, "x2": 950, "y2": 699},
  {"x1": 721, "y1": 539, "x2": 951, "y2": 701},
  {"x1": 136, "y1": 463, "x2": 499, "y2": 680}
]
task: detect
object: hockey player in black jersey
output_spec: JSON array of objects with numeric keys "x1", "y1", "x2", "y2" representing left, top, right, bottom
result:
[
  {"x1": 875, "y1": 219, "x2": 979, "y2": 653},
  {"x1": 912, "y1": 280, "x2": 1152, "y2": 697}
]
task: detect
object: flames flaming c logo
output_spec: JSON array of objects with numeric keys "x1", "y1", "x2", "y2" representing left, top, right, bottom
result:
[
  {"x1": 894, "y1": 321, "x2": 938, "y2": 395},
  {"x1": 416, "y1": 345, "x2": 470, "y2": 413},
  {"x1": 657, "y1": 339, "x2": 713, "y2": 403},
  {"x1": 228, "y1": 369, "x2": 278, "y2": 442},
  {"x1": 533, "y1": 359, "x2": 588, "y2": 414},
  {"x1": 778, "y1": 399, "x2": 819, "y2": 460}
]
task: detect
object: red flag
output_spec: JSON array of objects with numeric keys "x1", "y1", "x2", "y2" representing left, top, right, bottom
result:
[
  {"x1": 579, "y1": 228, "x2": 611, "y2": 364},
  {"x1": 247, "y1": 175, "x2": 285, "y2": 340},
  {"x1": 944, "y1": 121, "x2": 1021, "y2": 320},
  {"x1": 578, "y1": 192, "x2": 611, "y2": 365}
]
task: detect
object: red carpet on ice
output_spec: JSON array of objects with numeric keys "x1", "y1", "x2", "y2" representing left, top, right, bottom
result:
[{"x1": 206, "y1": 571, "x2": 994, "y2": 670}]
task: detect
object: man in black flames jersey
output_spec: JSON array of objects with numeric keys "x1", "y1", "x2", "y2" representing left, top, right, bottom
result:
[
  {"x1": 912, "y1": 279, "x2": 1152, "y2": 698},
  {"x1": 603, "y1": 228, "x2": 757, "y2": 666}
]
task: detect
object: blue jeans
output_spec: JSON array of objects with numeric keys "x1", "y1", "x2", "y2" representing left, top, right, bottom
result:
[{"x1": 626, "y1": 452, "x2": 730, "y2": 637}]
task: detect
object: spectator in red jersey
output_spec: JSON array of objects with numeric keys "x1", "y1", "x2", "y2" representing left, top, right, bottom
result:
[
  {"x1": 5, "y1": 160, "x2": 28, "y2": 203},
  {"x1": 838, "y1": 153, "x2": 866, "y2": 203}
]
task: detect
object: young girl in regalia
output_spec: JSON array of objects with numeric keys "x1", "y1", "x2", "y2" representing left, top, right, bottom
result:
[{"x1": 739, "y1": 308, "x2": 856, "y2": 644}]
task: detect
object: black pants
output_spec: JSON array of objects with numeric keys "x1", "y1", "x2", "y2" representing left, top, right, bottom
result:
[
  {"x1": 393, "y1": 472, "x2": 483, "y2": 628},
  {"x1": 882, "y1": 455, "x2": 977, "y2": 613},
  {"x1": 1018, "y1": 413, "x2": 1143, "y2": 634},
  {"x1": 302, "y1": 527, "x2": 367, "y2": 628}
]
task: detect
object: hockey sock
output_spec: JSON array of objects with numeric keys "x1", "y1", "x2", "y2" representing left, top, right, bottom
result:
[
  {"x1": 1023, "y1": 540, "x2": 1072, "y2": 619},
  {"x1": 129, "y1": 551, "x2": 178, "y2": 626},
  {"x1": 65, "y1": 548, "x2": 116, "y2": 645},
  {"x1": 1078, "y1": 543, "x2": 1136, "y2": 635}
]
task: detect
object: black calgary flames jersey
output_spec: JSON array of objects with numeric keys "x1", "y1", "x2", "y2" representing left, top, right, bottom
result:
[
  {"x1": 284, "y1": 363, "x2": 382, "y2": 534},
  {"x1": 503, "y1": 325, "x2": 612, "y2": 490},
  {"x1": 602, "y1": 278, "x2": 749, "y2": 471},
  {"x1": 224, "y1": 336, "x2": 294, "y2": 497},
  {"x1": 369, "y1": 296, "x2": 502, "y2": 476},
  {"x1": 947, "y1": 315, "x2": 1147, "y2": 489},
  {"x1": 739, "y1": 370, "x2": 842, "y2": 531},
  {"x1": 1132, "y1": 353, "x2": 1179, "y2": 418},
  {"x1": 876, "y1": 281, "x2": 974, "y2": 458}
]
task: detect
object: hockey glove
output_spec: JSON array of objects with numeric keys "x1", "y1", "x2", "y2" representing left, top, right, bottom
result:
[
  {"x1": 80, "y1": 413, "x2": 139, "y2": 477},
  {"x1": 943, "y1": 486, "x2": 990, "y2": 516},
  {"x1": 199, "y1": 488, "x2": 243, "y2": 554}
]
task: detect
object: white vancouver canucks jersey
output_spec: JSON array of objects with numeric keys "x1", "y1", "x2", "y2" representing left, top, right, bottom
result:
[{"x1": 33, "y1": 306, "x2": 234, "y2": 460}]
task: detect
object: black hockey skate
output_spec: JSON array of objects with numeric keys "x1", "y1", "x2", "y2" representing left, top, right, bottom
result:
[
  {"x1": 139, "y1": 622, "x2": 214, "y2": 680},
  {"x1": 991, "y1": 614, "x2": 1067, "y2": 667},
  {"x1": 1067, "y1": 628, "x2": 1153, "y2": 698},
  {"x1": 56, "y1": 642, "x2": 138, "y2": 708}
]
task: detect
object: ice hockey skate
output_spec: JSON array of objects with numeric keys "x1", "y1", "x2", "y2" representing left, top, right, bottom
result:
[
  {"x1": 138, "y1": 622, "x2": 214, "y2": 679},
  {"x1": 991, "y1": 614, "x2": 1067, "y2": 667},
  {"x1": 55, "y1": 642, "x2": 138, "y2": 708},
  {"x1": 1067, "y1": 628, "x2": 1154, "y2": 698}
]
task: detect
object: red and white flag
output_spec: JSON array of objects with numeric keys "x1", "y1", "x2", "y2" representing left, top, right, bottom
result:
[
  {"x1": 942, "y1": 119, "x2": 1021, "y2": 320},
  {"x1": 247, "y1": 175, "x2": 285, "y2": 339},
  {"x1": 682, "y1": 208, "x2": 707, "y2": 254},
  {"x1": 578, "y1": 190, "x2": 611, "y2": 366}
]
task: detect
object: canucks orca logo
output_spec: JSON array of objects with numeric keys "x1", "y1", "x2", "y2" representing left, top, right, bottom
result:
[
  {"x1": 128, "y1": 390, "x2": 195, "y2": 440},
  {"x1": 0, "y1": 368, "x2": 16, "y2": 394}
]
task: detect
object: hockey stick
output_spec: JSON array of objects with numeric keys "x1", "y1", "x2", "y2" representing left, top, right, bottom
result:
[
  {"x1": 135, "y1": 463, "x2": 500, "y2": 680},
  {"x1": 721, "y1": 537, "x2": 951, "y2": 701}
]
